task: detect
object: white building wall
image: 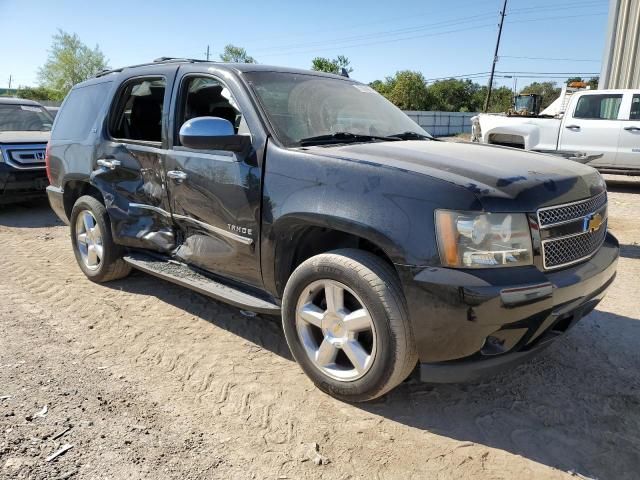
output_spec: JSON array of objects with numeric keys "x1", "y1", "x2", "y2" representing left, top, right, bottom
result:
[{"x1": 600, "y1": 0, "x2": 640, "y2": 89}]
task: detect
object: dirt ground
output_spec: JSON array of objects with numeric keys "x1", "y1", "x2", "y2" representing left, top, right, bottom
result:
[{"x1": 1, "y1": 176, "x2": 639, "y2": 480}]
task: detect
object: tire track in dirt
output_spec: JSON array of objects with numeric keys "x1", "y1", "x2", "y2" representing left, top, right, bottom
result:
[{"x1": 6, "y1": 203, "x2": 634, "y2": 478}]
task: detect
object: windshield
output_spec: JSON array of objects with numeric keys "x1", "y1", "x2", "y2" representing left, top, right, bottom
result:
[
  {"x1": 244, "y1": 72, "x2": 430, "y2": 147},
  {"x1": 0, "y1": 104, "x2": 54, "y2": 132}
]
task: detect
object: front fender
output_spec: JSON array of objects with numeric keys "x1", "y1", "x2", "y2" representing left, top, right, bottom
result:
[{"x1": 259, "y1": 143, "x2": 480, "y2": 297}]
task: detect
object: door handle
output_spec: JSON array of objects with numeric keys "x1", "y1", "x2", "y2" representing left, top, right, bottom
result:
[
  {"x1": 565, "y1": 124, "x2": 581, "y2": 130},
  {"x1": 624, "y1": 126, "x2": 640, "y2": 131},
  {"x1": 167, "y1": 170, "x2": 188, "y2": 182},
  {"x1": 97, "y1": 159, "x2": 121, "y2": 170}
]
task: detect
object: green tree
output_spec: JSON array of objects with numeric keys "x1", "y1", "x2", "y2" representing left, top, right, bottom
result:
[
  {"x1": 38, "y1": 30, "x2": 108, "y2": 100},
  {"x1": 587, "y1": 77, "x2": 599, "y2": 89},
  {"x1": 472, "y1": 86, "x2": 513, "y2": 113},
  {"x1": 219, "y1": 44, "x2": 256, "y2": 63},
  {"x1": 369, "y1": 71, "x2": 431, "y2": 110},
  {"x1": 16, "y1": 86, "x2": 59, "y2": 102},
  {"x1": 520, "y1": 81, "x2": 561, "y2": 109},
  {"x1": 311, "y1": 55, "x2": 353, "y2": 75},
  {"x1": 387, "y1": 71, "x2": 432, "y2": 110},
  {"x1": 428, "y1": 79, "x2": 480, "y2": 112}
]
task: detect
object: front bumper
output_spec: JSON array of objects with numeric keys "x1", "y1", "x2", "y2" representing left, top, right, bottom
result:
[
  {"x1": 398, "y1": 232, "x2": 619, "y2": 383},
  {"x1": 0, "y1": 163, "x2": 48, "y2": 204}
]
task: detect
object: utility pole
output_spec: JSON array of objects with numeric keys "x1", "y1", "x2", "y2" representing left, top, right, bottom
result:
[
  {"x1": 8, "y1": 75, "x2": 12, "y2": 90},
  {"x1": 205, "y1": 45, "x2": 211, "y2": 61},
  {"x1": 484, "y1": 0, "x2": 508, "y2": 113}
]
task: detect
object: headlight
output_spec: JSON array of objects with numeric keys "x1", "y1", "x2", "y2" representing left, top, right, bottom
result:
[{"x1": 435, "y1": 210, "x2": 533, "y2": 268}]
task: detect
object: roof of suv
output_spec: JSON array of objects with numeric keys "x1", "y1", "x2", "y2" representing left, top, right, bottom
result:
[
  {"x1": 0, "y1": 97, "x2": 44, "y2": 106},
  {"x1": 94, "y1": 59, "x2": 354, "y2": 82}
]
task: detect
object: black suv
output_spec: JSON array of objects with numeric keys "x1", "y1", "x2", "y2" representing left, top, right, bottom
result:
[
  {"x1": 0, "y1": 97, "x2": 53, "y2": 203},
  {"x1": 46, "y1": 59, "x2": 619, "y2": 401}
]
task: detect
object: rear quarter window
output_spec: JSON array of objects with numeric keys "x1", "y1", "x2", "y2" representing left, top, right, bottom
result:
[{"x1": 51, "y1": 81, "x2": 112, "y2": 141}]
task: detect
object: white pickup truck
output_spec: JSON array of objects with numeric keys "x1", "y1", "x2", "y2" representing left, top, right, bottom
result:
[{"x1": 472, "y1": 88, "x2": 640, "y2": 174}]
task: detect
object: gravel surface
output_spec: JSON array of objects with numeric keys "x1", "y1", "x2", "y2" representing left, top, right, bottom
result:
[{"x1": 1, "y1": 175, "x2": 639, "y2": 480}]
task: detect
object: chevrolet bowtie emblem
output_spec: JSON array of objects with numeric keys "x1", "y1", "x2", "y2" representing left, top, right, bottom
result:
[{"x1": 584, "y1": 212, "x2": 603, "y2": 233}]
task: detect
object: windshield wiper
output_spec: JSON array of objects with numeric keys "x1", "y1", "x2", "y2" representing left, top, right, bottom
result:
[
  {"x1": 387, "y1": 131, "x2": 432, "y2": 140},
  {"x1": 299, "y1": 132, "x2": 400, "y2": 146}
]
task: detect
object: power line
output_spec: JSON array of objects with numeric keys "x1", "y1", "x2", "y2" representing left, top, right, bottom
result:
[
  {"x1": 251, "y1": 12, "x2": 498, "y2": 53},
  {"x1": 423, "y1": 70, "x2": 600, "y2": 83},
  {"x1": 257, "y1": 11, "x2": 607, "y2": 58},
  {"x1": 508, "y1": 0, "x2": 606, "y2": 14},
  {"x1": 247, "y1": 0, "x2": 500, "y2": 46},
  {"x1": 252, "y1": 0, "x2": 604, "y2": 55},
  {"x1": 500, "y1": 55, "x2": 600, "y2": 62},
  {"x1": 497, "y1": 70, "x2": 600, "y2": 75}
]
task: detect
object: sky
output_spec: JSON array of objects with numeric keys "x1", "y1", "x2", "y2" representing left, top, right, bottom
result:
[{"x1": 0, "y1": 0, "x2": 610, "y2": 90}]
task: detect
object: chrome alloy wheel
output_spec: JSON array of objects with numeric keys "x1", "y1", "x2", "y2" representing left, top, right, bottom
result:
[
  {"x1": 295, "y1": 279, "x2": 377, "y2": 381},
  {"x1": 75, "y1": 210, "x2": 103, "y2": 271}
]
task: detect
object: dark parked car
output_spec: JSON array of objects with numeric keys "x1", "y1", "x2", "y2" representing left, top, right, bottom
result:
[
  {"x1": 0, "y1": 97, "x2": 52, "y2": 203},
  {"x1": 46, "y1": 59, "x2": 619, "y2": 401},
  {"x1": 45, "y1": 106, "x2": 60, "y2": 119}
]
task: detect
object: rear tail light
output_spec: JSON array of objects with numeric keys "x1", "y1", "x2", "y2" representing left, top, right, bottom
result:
[{"x1": 45, "y1": 142, "x2": 52, "y2": 184}]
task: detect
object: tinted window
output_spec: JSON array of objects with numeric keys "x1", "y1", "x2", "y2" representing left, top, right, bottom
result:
[
  {"x1": 110, "y1": 78, "x2": 165, "y2": 142},
  {"x1": 51, "y1": 81, "x2": 112, "y2": 141},
  {"x1": 0, "y1": 104, "x2": 53, "y2": 132},
  {"x1": 574, "y1": 94, "x2": 622, "y2": 120},
  {"x1": 630, "y1": 94, "x2": 640, "y2": 120},
  {"x1": 177, "y1": 76, "x2": 245, "y2": 140}
]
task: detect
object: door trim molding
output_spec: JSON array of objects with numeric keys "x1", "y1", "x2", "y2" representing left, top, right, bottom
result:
[{"x1": 129, "y1": 203, "x2": 254, "y2": 246}]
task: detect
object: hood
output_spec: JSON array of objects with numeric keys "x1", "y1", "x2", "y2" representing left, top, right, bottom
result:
[
  {"x1": 305, "y1": 140, "x2": 605, "y2": 212},
  {"x1": 0, "y1": 131, "x2": 50, "y2": 144}
]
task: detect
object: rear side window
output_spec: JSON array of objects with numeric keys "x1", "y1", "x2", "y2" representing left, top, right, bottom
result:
[
  {"x1": 630, "y1": 94, "x2": 640, "y2": 120},
  {"x1": 573, "y1": 94, "x2": 622, "y2": 120},
  {"x1": 110, "y1": 78, "x2": 166, "y2": 143},
  {"x1": 51, "y1": 81, "x2": 112, "y2": 141}
]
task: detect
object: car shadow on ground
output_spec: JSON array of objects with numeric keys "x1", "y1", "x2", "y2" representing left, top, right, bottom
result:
[
  {"x1": 358, "y1": 308, "x2": 640, "y2": 479},
  {"x1": 0, "y1": 198, "x2": 64, "y2": 228}
]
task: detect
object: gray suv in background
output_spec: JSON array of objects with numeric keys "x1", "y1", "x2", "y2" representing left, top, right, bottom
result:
[{"x1": 0, "y1": 97, "x2": 52, "y2": 204}]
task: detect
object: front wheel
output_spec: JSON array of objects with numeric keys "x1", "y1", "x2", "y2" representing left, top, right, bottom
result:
[
  {"x1": 70, "y1": 195, "x2": 131, "y2": 283},
  {"x1": 282, "y1": 249, "x2": 417, "y2": 402}
]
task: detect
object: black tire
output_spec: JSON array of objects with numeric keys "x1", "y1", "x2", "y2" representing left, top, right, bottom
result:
[
  {"x1": 70, "y1": 195, "x2": 131, "y2": 283},
  {"x1": 282, "y1": 249, "x2": 418, "y2": 402}
]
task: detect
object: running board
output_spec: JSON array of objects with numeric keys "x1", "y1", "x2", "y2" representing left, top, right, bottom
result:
[{"x1": 123, "y1": 253, "x2": 281, "y2": 315}]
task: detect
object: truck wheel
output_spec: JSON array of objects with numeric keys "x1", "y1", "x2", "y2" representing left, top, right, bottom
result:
[
  {"x1": 282, "y1": 249, "x2": 417, "y2": 402},
  {"x1": 70, "y1": 195, "x2": 131, "y2": 283}
]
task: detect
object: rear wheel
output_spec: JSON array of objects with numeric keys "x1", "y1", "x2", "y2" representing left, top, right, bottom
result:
[
  {"x1": 70, "y1": 195, "x2": 131, "y2": 282},
  {"x1": 282, "y1": 249, "x2": 417, "y2": 402}
]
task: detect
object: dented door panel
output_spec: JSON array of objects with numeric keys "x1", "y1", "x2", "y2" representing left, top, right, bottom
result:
[
  {"x1": 92, "y1": 141, "x2": 175, "y2": 251},
  {"x1": 165, "y1": 148, "x2": 263, "y2": 287}
]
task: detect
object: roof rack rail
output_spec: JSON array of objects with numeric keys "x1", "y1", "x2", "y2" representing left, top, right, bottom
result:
[{"x1": 95, "y1": 57, "x2": 209, "y2": 78}]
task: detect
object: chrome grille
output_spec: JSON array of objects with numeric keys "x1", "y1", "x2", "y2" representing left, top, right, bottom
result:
[
  {"x1": 538, "y1": 191, "x2": 607, "y2": 227},
  {"x1": 1, "y1": 144, "x2": 47, "y2": 170},
  {"x1": 542, "y1": 221, "x2": 608, "y2": 269}
]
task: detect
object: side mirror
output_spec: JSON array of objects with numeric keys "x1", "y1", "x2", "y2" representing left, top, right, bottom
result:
[{"x1": 179, "y1": 116, "x2": 250, "y2": 152}]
